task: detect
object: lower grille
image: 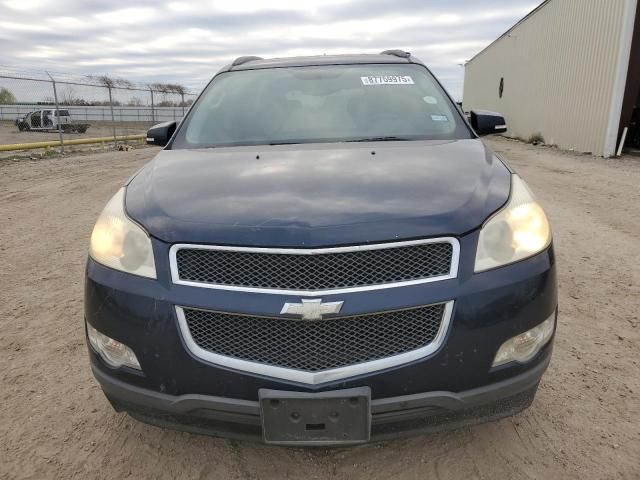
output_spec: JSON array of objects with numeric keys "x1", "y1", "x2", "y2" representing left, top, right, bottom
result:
[{"x1": 180, "y1": 303, "x2": 447, "y2": 372}]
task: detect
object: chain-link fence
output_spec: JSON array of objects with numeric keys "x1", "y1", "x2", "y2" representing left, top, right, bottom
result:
[{"x1": 0, "y1": 68, "x2": 198, "y2": 157}]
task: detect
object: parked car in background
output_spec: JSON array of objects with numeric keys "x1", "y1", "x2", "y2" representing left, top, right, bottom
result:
[
  {"x1": 85, "y1": 51, "x2": 557, "y2": 446},
  {"x1": 15, "y1": 109, "x2": 89, "y2": 133}
]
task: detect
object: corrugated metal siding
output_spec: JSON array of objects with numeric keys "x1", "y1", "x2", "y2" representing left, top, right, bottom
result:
[{"x1": 462, "y1": 0, "x2": 627, "y2": 156}]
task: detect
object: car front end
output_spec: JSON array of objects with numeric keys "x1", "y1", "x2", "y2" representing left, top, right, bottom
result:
[{"x1": 84, "y1": 53, "x2": 557, "y2": 446}]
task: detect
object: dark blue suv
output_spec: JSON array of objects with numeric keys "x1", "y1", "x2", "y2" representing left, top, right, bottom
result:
[{"x1": 85, "y1": 51, "x2": 557, "y2": 446}]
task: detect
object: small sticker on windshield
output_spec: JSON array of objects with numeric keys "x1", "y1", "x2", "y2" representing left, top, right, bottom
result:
[
  {"x1": 431, "y1": 114, "x2": 449, "y2": 122},
  {"x1": 361, "y1": 75, "x2": 414, "y2": 85},
  {"x1": 423, "y1": 96, "x2": 438, "y2": 104}
]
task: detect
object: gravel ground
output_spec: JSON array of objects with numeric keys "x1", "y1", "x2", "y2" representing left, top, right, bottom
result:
[{"x1": 0, "y1": 137, "x2": 638, "y2": 479}]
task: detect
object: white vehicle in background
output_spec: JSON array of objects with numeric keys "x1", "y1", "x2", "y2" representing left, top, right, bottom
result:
[{"x1": 15, "y1": 109, "x2": 90, "y2": 133}]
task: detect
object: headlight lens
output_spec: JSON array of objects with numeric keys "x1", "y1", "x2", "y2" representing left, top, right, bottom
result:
[
  {"x1": 475, "y1": 175, "x2": 551, "y2": 272},
  {"x1": 87, "y1": 322, "x2": 141, "y2": 370},
  {"x1": 492, "y1": 313, "x2": 555, "y2": 367},
  {"x1": 89, "y1": 188, "x2": 156, "y2": 278}
]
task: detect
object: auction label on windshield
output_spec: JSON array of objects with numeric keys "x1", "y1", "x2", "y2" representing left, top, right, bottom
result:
[{"x1": 361, "y1": 75, "x2": 414, "y2": 85}]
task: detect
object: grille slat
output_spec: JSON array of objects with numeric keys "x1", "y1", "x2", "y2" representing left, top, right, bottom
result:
[
  {"x1": 183, "y1": 304, "x2": 446, "y2": 372},
  {"x1": 175, "y1": 241, "x2": 454, "y2": 292}
]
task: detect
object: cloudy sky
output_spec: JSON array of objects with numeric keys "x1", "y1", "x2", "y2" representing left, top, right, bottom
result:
[{"x1": 0, "y1": 0, "x2": 539, "y2": 100}]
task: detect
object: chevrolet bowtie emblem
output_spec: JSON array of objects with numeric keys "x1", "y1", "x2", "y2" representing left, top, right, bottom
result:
[{"x1": 280, "y1": 299, "x2": 344, "y2": 321}]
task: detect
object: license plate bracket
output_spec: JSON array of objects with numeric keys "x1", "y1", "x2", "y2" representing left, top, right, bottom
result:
[{"x1": 259, "y1": 387, "x2": 371, "y2": 446}]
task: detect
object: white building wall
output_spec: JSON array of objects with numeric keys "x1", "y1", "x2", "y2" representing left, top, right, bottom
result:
[{"x1": 462, "y1": 0, "x2": 631, "y2": 156}]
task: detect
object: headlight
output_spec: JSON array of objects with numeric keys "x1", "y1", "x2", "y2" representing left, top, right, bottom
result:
[
  {"x1": 89, "y1": 188, "x2": 156, "y2": 278},
  {"x1": 475, "y1": 175, "x2": 551, "y2": 272}
]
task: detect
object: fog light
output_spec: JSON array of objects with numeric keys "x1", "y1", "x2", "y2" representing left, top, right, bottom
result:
[
  {"x1": 87, "y1": 323, "x2": 141, "y2": 370},
  {"x1": 492, "y1": 313, "x2": 555, "y2": 367}
]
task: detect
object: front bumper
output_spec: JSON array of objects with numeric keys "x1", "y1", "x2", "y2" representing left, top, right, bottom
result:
[
  {"x1": 85, "y1": 232, "x2": 557, "y2": 444},
  {"x1": 93, "y1": 352, "x2": 549, "y2": 443}
]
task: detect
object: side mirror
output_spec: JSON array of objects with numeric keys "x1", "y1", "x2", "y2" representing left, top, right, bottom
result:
[
  {"x1": 146, "y1": 121, "x2": 177, "y2": 146},
  {"x1": 470, "y1": 110, "x2": 507, "y2": 136}
]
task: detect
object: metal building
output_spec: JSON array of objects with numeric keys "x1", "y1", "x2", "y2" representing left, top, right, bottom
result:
[{"x1": 462, "y1": 0, "x2": 640, "y2": 157}]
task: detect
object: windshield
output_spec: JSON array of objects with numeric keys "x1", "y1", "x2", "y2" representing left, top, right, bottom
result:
[{"x1": 172, "y1": 64, "x2": 471, "y2": 148}]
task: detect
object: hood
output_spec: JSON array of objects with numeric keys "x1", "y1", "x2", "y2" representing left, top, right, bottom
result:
[{"x1": 125, "y1": 139, "x2": 511, "y2": 246}]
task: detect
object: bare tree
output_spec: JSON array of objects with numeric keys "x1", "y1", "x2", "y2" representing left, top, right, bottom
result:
[
  {"x1": 86, "y1": 75, "x2": 132, "y2": 144},
  {"x1": 0, "y1": 87, "x2": 16, "y2": 103},
  {"x1": 166, "y1": 84, "x2": 188, "y2": 108},
  {"x1": 60, "y1": 86, "x2": 81, "y2": 105},
  {"x1": 88, "y1": 75, "x2": 134, "y2": 89},
  {"x1": 150, "y1": 82, "x2": 189, "y2": 109}
]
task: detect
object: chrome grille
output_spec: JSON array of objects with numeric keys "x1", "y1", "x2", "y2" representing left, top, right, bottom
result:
[
  {"x1": 172, "y1": 239, "x2": 456, "y2": 293},
  {"x1": 180, "y1": 303, "x2": 446, "y2": 372}
]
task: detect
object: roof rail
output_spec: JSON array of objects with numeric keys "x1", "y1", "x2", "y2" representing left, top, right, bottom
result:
[
  {"x1": 379, "y1": 49, "x2": 411, "y2": 59},
  {"x1": 231, "y1": 56, "x2": 264, "y2": 67}
]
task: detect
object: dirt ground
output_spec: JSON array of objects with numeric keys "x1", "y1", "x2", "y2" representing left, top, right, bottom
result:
[{"x1": 0, "y1": 137, "x2": 638, "y2": 479}]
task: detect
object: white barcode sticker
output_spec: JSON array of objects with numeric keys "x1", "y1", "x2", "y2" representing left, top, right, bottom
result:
[{"x1": 361, "y1": 75, "x2": 414, "y2": 85}]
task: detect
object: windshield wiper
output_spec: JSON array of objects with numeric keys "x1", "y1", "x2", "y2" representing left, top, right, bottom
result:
[{"x1": 345, "y1": 136, "x2": 413, "y2": 142}]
